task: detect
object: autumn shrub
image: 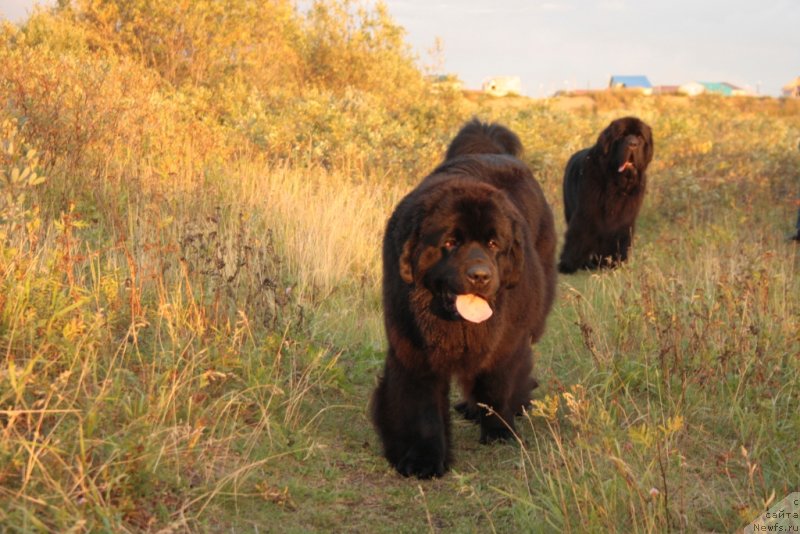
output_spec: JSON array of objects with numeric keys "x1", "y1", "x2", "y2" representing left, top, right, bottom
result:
[
  {"x1": 0, "y1": 118, "x2": 47, "y2": 250},
  {"x1": 62, "y1": 0, "x2": 303, "y2": 91},
  {"x1": 235, "y1": 86, "x2": 460, "y2": 172},
  {"x1": 0, "y1": 20, "x2": 231, "y2": 219},
  {"x1": 3, "y1": 1, "x2": 465, "y2": 212}
]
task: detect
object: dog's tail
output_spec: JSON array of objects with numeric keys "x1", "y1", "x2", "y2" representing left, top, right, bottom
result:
[{"x1": 445, "y1": 118, "x2": 523, "y2": 160}]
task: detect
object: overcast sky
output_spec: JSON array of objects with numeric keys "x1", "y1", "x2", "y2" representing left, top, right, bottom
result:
[
  {"x1": 2, "y1": 0, "x2": 798, "y2": 96},
  {"x1": 1, "y1": 0, "x2": 44, "y2": 23},
  {"x1": 388, "y1": 0, "x2": 799, "y2": 97}
]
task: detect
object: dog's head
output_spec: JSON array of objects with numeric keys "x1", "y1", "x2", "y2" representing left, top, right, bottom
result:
[
  {"x1": 596, "y1": 117, "x2": 654, "y2": 191},
  {"x1": 398, "y1": 180, "x2": 524, "y2": 322}
]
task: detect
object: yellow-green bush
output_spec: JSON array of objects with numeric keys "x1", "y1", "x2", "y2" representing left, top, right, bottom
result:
[
  {"x1": 0, "y1": 118, "x2": 46, "y2": 249},
  {"x1": 64, "y1": 0, "x2": 303, "y2": 91},
  {"x1": 0, "y1": 21, "x2": 231, "y2": 212},
  {"x1": 1, "y1": 1, "x2": 465, "y2": 217}
]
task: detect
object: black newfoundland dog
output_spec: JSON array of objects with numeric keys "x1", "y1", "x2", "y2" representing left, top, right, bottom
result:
[
  {"x1": 558, "y1": 116, "x2": 654, "y2": 274},
  {"x1": 371, "y1": 119, "x2": 556, "y2": 478}
]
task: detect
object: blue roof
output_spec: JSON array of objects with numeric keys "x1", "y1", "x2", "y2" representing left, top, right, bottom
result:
[{"x1": 609, "y1": 75, "x2": 652, "y2": 89}]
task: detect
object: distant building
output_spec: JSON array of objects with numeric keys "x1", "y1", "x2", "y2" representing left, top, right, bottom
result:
[
  {"x1": 482, "y1": 76, "x2": 522, "y2": 97},
  {"x1": 608, "y1": 75, "x2": 653, "y2": 94},
  {"x1": 679, "y1": 81, "x2": 754, "y2": 97},
  {"x1": 704, "y1": 82, "x2": 737, "y2": 96},
  {"x1": 652, "y1": 85, "x2": 680, "y2": 95},
  {"x1": 782, "y1": 77, "x2": 800, "y2": 98},
  {"x1": 725, "y1": 83, "x2": 754, "y2": 97},
  {"x1": 679, "y1": 81, "x2": 706, "y2": 96}
]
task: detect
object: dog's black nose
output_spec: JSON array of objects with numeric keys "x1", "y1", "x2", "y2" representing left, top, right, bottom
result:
[{"x1": 466, "y1": 264, "x2": 491, "y2": 286}]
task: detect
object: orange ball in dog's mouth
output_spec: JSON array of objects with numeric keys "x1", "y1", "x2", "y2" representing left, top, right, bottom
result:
[{"x1": 455, "y1": 294, "x2": 493, "y2": 323}]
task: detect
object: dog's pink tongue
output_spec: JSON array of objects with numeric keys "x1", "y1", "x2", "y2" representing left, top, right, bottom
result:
[
  {"x1": 618, "y1": 161, "x2": 634, "y2": 172},
  {"x1": 455, "y1": 294, "x2": 493, "y2": 323}
]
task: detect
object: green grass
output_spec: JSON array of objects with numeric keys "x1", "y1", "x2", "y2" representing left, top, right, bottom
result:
[{"x1": 2, "y1": 91, "x2": 800, "y2": 532}]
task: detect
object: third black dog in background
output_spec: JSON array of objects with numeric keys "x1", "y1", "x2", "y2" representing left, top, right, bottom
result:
[{"x1": 558, "y1": 117, "x2": 654, "y2": 273}]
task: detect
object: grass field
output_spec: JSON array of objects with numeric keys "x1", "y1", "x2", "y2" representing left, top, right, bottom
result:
[
  {"x1": 3, "y1": 92, "x2": 799, "y2": 533},
  {"x1": 2, "y1": 4, "x2": 800, "y2": 532}
]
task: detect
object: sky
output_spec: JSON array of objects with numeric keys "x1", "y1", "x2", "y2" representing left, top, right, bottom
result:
[
  {"x1": 387, "y1": 0, "x2": 800, "y2": 97},
  {"x1": 2, "y1": 0, "x2": 798, "y2": 97}
]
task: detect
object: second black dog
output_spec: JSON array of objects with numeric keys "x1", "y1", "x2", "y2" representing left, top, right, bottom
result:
[{"x1": 559, "y1": 116, "x2": 654, "y2": 273}]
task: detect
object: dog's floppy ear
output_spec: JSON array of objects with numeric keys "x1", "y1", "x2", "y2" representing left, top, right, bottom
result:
[
  {"x1": 642, "y1": 122, "x2": 655, "y2": 165},
  {"x1": 501, "y1": 220, "x2": 524, "y2": 288},
  {"x1": 398, "y1": 205, "x2": 424, "y2": 284},
  {"x1": 399, "y1": 237, "x2": 416, "y2": 284},
  {"x1": 597, "y1": 125, "x2": 616, "y2": 157}
]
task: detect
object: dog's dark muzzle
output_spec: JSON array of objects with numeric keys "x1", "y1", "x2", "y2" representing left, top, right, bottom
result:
[{"x1": 460, "y1": 246, "x2": 498, "y2": 295}]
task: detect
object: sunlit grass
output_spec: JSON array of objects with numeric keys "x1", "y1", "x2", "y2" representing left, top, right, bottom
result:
[
  {"x1": 524, "y1": 227, "x2": 799, "y2": 531},
  {"x1": 2, "y1": 71, "x2": 800, "y2": 532}
]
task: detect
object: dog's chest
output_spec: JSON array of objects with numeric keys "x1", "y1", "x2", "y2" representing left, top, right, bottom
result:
[
  {"x1": 422, "y1": 319, "x2": 501, "y2": 375},
  {"x1": 602, "y1": 183, "x2": 643, "y2": 223}
]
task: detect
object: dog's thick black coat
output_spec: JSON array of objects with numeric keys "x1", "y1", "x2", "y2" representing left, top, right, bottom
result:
[
  {"x1": 371, "y1": 120, "x2": 556, "y2": 478},
  {"x1": 558, "y1": 117, "x2": 654, "y2": 273}
]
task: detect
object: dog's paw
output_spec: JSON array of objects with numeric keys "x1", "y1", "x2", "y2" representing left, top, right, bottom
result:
[
  {"x1": 454, "y1": 400, "x2": 480, "y2": 422},
  {"x1": 480, "y1": 425, "x2": 514, "y2": 444},
  {"x1": 395, "y1": 442, "x2": 447, "y2": 479},
  {"x1": 557, "y1": 260, "x2": 577, "y2": 274}
]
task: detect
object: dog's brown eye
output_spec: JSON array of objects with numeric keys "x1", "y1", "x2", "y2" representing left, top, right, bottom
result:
[
  {"x1": 444, "y1": 238, "x2": 459, "y2": 250},
  {"x1": 487, "y1": 239, "x2": 500, "y2": 250}
]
